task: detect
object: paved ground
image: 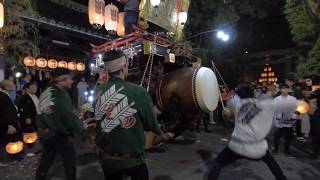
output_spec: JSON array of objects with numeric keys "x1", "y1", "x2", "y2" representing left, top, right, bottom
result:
[{"x1": 1, "y1": 125, "x2": 320, "y2": 180}]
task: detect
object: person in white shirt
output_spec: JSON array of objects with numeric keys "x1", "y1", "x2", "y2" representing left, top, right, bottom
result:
[
  {"x1": 272, "y1": 84, "x2": 297, "y2": 154},
  {"x1": 77, "y1": 77, "x2": 89, "y2": 108},
  {"x1": 206, "y1": 84, "x2": 287, "y2": 180}
]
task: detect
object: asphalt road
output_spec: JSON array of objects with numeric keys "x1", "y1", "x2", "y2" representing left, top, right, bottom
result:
[{"x1": 1, "y1": 125, "x2": 319, "y2": 180}]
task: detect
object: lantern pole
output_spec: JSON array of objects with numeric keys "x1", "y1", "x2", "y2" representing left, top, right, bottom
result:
[{"x1": 0, "y1": 0, "x2": 4, "y2": 81}]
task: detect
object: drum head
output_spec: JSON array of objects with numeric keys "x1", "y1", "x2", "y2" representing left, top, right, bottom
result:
[{"x1": 194, "y1": 67, "x2": 219, "y2": 112}]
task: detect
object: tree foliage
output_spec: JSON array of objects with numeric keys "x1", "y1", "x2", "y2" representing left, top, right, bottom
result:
[
  {"x1": 3, "y1": 0, "x2": 41, "y2": 65},
  {"x1": 284, "y1": 0, "x2": 320, "y2": 78}
]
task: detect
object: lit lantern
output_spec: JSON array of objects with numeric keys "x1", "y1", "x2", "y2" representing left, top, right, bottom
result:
[
  {"x1": 68, "y1": 62, "x2": 77, "y2": 71},
  {"x1": 151, "y1": 0, "x2": 161, "y2": 7},
  {"x1": 23, "y1": 56, "x2": 36, "y2": 67},
  {"x1": 36, "y1": 58, "x2": 47, "y2": 68},
  {"x1": 296, "y1": 100, "x2": 310, "y2": 114},
  {"x1": 48, "y1": 59, "x2": 58, "y2": 69},
  {"x1": 88, "y1": 0, "x2": 105, "y2": 29},
  {"x1": 23, "y1": 132, "x2": 38, "y2": 144},
  {"x1": 178, "y1": 11, "x2": 188, "y2": 25},
  {"x1": 222, "y1": 107, "x2": 235, "y2": 123},
  {"x1": 117, "y1": 12, "x2": 125, "y2": 37},
  {"x1": 76, "y1": 62, "x2": 86, "y2": 71},
  {"x1": 58, "y1": 61, "x2": 68, "y2": 68},
  {"x1": 6, "y1": 141, "x2": 24, "y2": 155},
  {"x1": 104, "y1": 3, "x2": 119, "y2": 31},
  {"x1": 0, "y1": 2, "x2": 4, "y2": 28}
]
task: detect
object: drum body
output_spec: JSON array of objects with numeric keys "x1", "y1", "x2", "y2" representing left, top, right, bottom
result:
[{"x1": 157, "y1": 67, "x2": 219, "y2": 113}]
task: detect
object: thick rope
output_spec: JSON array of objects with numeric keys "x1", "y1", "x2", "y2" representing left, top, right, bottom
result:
[
  {"x1": 140, "y1": 53, "x2": 152, "y2": 87},
  {"x1": 146, "y1": 53, "x2": 154, "y2": 92}
]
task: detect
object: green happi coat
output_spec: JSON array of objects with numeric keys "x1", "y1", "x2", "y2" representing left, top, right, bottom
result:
[
  {"x1": 94, "y1": 77, "x2": 161, "y2": 171},
  {"x1": 37, "y1": 85, "x2": 82, "y2": 140}
]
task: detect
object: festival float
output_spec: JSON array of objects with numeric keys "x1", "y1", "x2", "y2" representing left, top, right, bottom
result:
[{"x1": 86, "y1": 0, "x2": 220, "y2": 144}]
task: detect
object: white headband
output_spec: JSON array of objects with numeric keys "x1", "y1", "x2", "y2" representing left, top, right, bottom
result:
[{"x1": 105, "y1": 56, "x2": 127, "y2": 72}]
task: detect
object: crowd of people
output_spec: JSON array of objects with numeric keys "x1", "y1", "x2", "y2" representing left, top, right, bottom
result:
[{"x1": 0, "y1": 49, "x2": 319, "y2": 180}]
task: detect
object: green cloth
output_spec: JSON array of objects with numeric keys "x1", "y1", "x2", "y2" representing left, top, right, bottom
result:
[
  {"x1": 37, "y1": 85, "x2": 82, "y2": 140},
  {"x1": 94, "y1": 77, "x2": 161, "y2": 172}
]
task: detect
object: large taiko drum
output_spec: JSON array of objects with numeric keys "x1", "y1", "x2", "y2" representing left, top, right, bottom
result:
[{"x1": 157, "y1": 67, "x2": 219, "y2": 113}]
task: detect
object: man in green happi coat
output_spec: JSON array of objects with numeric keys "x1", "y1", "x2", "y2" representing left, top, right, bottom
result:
[
  {"x1": 94, "y1": 50, "x2": 167, "y2": 180},
  {"x1": 36, "y1": 68, "x2": 83, "y2": 180}
]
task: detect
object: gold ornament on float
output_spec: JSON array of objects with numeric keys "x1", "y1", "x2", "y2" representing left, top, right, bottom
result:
[
  {"x1": 48, "y1": 59, "x2": 58, "y2": 69},
  {"x1": 36, "y1": 58, "x2": 47, "y2": 68},
  {"x1": 58, "y1": 61, "x2": 68, "y2": 68},
  {"x1": 23, "y1": 56, "x2": 36, "y2": 67}
]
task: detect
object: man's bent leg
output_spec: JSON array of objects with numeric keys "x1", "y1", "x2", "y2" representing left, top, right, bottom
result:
[{"x1": 262, "y1": 151, "x2": 287, "y2": 180}]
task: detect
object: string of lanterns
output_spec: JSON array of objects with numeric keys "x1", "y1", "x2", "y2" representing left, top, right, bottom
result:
[
  {"x1": 23, "y1": 56, "x2": 86, "y2": 71},
  {"x1": 88, "y1": 0, "x2": 188, "y2": 35}
]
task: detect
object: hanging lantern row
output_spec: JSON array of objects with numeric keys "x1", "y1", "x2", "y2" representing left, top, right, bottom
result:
[
  {"x1": 88, "y1": 0, "x2": 188, "y2": 36},
  {"x1": 88, "y1": 1, "x2": 119, "y2": 31},
  {"x1": 23, "y1": 57, "x2": 86, "y2": 71}
]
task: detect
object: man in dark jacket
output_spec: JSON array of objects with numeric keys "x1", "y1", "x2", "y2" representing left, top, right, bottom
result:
[
  {"x1": 0, "y1": 80, "x2": 20, "y2": 165},
  {"x1": 36, "y1": 68, "x2": 83, "y2": 180},
  {"x1": 18, "y1": 82, "x2": 39, "y2": 132}
]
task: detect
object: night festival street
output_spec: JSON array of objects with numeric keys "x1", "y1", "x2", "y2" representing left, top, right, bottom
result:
[
  {"x1": 1, "y1": 0, "x2": 320, "y2": 180},
  {"x1": 1, "y1": 125, "x2": 320, "y2": 180}
]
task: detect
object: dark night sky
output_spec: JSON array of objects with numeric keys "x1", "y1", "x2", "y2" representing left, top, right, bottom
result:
[{"x1": 226, "y1": 0, "x2": 295, "y2": 57}]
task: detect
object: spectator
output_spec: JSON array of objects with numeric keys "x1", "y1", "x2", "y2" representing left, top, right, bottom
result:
[
  {"x1": 273, "y1": 84, "x2": 297, "y2": 155},
  {"x1": 257, "y1": 86, "x2": 273, "y2": 101},
  {"x1": 18, "y1": 82, "x2": 39, "y2": 132},
  {"x1": 309, "y1": 92, "x2": 320, "y2": 159},
  {"x1": 0, "y1": 80, "x2": 20, "y2": 166},
  {"x1": 20, "y1": 74, "x2": 32, "y2": 89},
  {"x1": 76, "y1": 77, "x2": 89, "y2": 108}
]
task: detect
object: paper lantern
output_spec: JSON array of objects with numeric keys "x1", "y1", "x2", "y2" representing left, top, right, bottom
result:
[
  {"x1": 296, "y1": 100, "x2": 310, "y2": 114},
  {"x1": 36, "y1": 58, "x2": 47, "y2": 68},
  {"x1": 178, "y1": 11, "x2": 188, "y2": 25},
  {"x1": 117, "y1": 12, "x2": 125, "y2": 37},
  {"x1": 76, "y1": 63, "x2": 86, "y2": 71},
  {"x1": 0, "y1": 3, "x2": 4, "y2": 28},
  {"x1": 68, "y1": 62, "x2": 77, "y2": 71},
  {"x1": 23, "y1": 56, "x2": 36, "y2": 67},
  {"x1": 88, "y1": 0, "x2": 105, "y2": 29},
  {"x1": 222, "y1": 107, "x2": 235, "y2": 123},
  {"x1": 104, "y1": 3, "x2": 119, "y2": 31},
  {"x1": 58, "y1": 61, "x2": 68, "y2": 68},
  {"x1": 23, "y1": 132, "x2": 38, "y2": 144},
  {"x1": 48, "y1": 59, "x2": 58, "y2": 69},
  {"x1": 6, "y1": 141, "x2": 23, "y2": 154}
]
